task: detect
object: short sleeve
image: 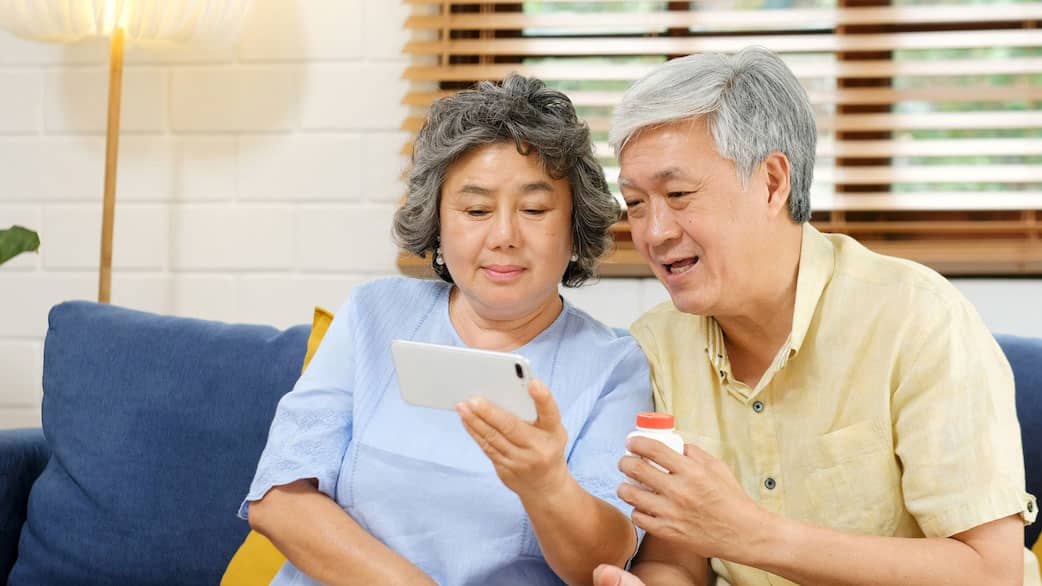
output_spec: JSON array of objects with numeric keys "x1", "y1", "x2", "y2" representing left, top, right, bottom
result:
[
  {"x1": 238, "y1": 295, "x2": 358, "y2": 519},
  {"x1": 892, "y1": 300, "x2": 1037, "y2": 537},
  {"x1": 567, "y1": 341, "x2": 653, "y2": 517},
  {"x1": 630, "y1": 320, "x2": 671, "y2": 414}
]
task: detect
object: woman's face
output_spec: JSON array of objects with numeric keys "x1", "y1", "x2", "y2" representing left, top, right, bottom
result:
[{"x1": 439, "y1": 142, "x2": 573, "y2": 321}]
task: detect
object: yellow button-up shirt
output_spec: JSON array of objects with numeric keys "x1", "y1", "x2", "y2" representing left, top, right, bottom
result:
[{"x1": 631, "y1": 224, "x2": 1038, "y2": 585}]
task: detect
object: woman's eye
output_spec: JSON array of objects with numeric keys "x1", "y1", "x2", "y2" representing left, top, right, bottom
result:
[
  {"x1": 523, "y1": 209, "x2": 547, "y2": 215},
  {"x1": 667, "y1": 191, "x2": 692, "y2": 198},
  {"x1": 466, "y1": 209, "x2": 489, "y2": 217},
  {"x1": 624, "y1": 200, "x2": 642, "y2": 208}
]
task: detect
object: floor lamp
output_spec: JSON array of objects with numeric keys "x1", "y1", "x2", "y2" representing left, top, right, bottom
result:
[{"x1": 0, "y1": 0, "x2": 253, "y2": 303}]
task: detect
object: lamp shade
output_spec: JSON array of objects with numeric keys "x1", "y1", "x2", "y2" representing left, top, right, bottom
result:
[{"x1": 0, "y1": 0, "x2": 252, "y2": 45}]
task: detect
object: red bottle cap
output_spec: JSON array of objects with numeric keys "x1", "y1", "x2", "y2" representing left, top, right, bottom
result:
[{"x1": 636, "y1": 412, "x2": 674, "y2": 430}]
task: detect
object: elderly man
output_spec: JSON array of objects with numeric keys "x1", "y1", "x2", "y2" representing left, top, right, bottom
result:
[{"x1": 594, "y1": 47, "x2": 1038, "y2": 586}]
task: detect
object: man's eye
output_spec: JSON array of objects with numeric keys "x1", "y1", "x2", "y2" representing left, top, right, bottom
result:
[
  {"x1": 667, "y1": 191, "x2": 692, "y2": 198},
  {"x1": 624, "y1": 200, "x2": 642, "y2": 208}
]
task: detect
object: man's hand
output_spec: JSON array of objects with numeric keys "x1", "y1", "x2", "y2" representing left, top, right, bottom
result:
[
  {"x1": 618, "y1": 437, "x2": 769, "y2": 564},
  {"x1": 593, "y1": 564, "x2": 647, "y2": 586},
  {"x1": 456, "y1": 379, "x2": 569, "y2": 499}
]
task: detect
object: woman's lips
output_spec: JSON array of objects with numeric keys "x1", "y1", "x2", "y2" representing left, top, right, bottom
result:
[{"x1": 482, "y1": 265, "x2": 525, "y2": 282}]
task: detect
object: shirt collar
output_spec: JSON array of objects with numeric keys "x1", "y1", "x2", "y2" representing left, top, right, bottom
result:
[
  {"x1": 788, "y1": 223, "x2": 836, "y2": 358},
  {"x1": 703, "y1": 223, "x2": 835, "y2": 400}
]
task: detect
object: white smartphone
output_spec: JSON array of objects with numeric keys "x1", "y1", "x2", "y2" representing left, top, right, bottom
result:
[{"x1": 390, "y1": 339, "x2": 537, "y2": 421}]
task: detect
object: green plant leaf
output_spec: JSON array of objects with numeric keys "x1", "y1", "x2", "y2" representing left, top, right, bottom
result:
[{"x1": 0, "y1": 225, "x2": 41, "y2": 266}]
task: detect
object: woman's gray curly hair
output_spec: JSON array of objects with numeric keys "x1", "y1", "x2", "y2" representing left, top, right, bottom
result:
[{"x1": 392, "y1": 74, "x2": 619, "y2": 287}]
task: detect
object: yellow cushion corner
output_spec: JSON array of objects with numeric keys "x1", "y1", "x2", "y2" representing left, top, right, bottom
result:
[
  {"x1": 220, "y1": 306, "x2": 333, "y2": 585},
  {"x1": 1033, "y1": 536, "x2": 1041, "y2": 584}
]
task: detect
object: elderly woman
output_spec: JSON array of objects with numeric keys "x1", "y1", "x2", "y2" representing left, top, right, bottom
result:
[{"x1": 240, "y1": 74, "x2": 651, "y2": 586}]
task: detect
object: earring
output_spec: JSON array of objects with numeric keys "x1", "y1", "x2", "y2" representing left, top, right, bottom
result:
[
  {"x1": 435, "y1": 247, "x2": 444, "y2": 266},
  {"x1": 570, "y1": 252, "x2": 578, "y2": 262}
]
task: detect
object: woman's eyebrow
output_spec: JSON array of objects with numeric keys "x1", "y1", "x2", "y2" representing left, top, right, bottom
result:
[
  {"x1": 520, "y1": 181, "x2": 555, "y2": 193},
  {"x1": 457, "y1": 184, "x2": 494, "y2": 196}
]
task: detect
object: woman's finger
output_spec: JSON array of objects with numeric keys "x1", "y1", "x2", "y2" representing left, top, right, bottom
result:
[
  {"x1": 457, "y1": 403, "x2": 512, "y2": 458},
  {"x1": 529, "y1": 379, "x2": 561, "y2": 432},
  {"x1": 465, "y1": 396, "x2": 532, "y2": 447}
]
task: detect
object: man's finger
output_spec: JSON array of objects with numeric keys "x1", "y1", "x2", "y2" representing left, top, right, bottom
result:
[
  {"x1": 465, "y1": 396, "x2": 530, "y2": 447},
  {"x1": 529, "y1": 379, "x2": 561, "y2": 431},
  {"x1": 617, "y1": 478, "x2": 670, "y2": 518},
  {"x1": 626, "y1": 436, "x2": 690, "y2": 475},
  {"x1": 618, "y1": 454, "x2": 672, "y2": 494},
  {"x1": 631, "y1": 509, "x2": 664, "y2": 535}
]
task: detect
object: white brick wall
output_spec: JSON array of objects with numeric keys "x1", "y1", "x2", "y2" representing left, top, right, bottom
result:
[
  {"x1": 0, "y1": 0, "x2": 411, "y2": 427},
  {"x1": 2, "y1": 0, "x2": 1040, "y2": 429}
]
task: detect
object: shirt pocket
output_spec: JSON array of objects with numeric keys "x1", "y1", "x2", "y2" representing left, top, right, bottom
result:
[{"x1": 804, "y1": 419, "x2": 903, "y2": 535}]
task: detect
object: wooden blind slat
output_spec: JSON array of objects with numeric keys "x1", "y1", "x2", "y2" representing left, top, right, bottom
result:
[
  {"x1": 406, "y1": 5, "x2": 1042, "y2": 31},
  {"x1": 405, "y1": 138, "x2": 1042, "y2": 158},
  {"x1": 404, "y1": 30, "x2": 1039, "y2": 57},
  {"x1": 404, "y1": 58, "x2": 1042, "y2": 82},
  {"x1": 813, "y1": 192, "x2": 1042, "y2": 212},
  {"x1": 600, "y1": 166, "x2": 1042, "y2": 186},
  {"x1": 402, "y1": 111, "x2": 1042, "y2": 133},
  {"x1": 818, "y1": 138, "x2": 1042, "y2": 158},
  {"x1": 405, "y1": 86, "x2": 1042, "y2": 108},
  {"x1": 823, "y1": 165, "x2": 1042, "y2": 184}
]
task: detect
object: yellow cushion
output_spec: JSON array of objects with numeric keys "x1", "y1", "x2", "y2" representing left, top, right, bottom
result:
[
  {"x1": 1034, "y1": 537, "x2": 1041, "y2": 583},
  {"x1": 220, "y1": 307, "x2": 334, "y2": 585}
]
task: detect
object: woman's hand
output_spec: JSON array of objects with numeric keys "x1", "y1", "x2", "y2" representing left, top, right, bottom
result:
[
  {"x1": 593, "y1": 564, "x2": 648, "y2": 586},
  {"x1": 456, "y1": 379, "x2": 569, "y2": 499}
]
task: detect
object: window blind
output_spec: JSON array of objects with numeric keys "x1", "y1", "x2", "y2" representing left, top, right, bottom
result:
[{"x1": 398, "y1": 0, "x2": 1042, "y2": 277}]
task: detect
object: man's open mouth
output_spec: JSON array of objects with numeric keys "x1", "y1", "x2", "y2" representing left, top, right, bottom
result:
[{"x1": 664, "y1": 257, "x2": 699, "y2": 274}]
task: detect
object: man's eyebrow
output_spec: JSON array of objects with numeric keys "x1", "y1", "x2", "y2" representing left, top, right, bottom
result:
[{"x1": 653, "y1": 166, "x2": 686, "y2": 181}]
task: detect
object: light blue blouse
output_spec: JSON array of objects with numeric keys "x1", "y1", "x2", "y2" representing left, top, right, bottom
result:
[{"x1": 241, "y1": 277, "x2": 652, "y2": 586}]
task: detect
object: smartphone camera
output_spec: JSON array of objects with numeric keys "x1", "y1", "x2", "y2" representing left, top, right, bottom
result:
[{"x1": 514, "y1": 363, "x2": 523, "y2": 378}]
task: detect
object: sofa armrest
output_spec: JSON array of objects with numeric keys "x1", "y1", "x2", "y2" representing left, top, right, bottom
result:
[{"x1": 0, "y1": 428, "x2": 50, "y2": 579}]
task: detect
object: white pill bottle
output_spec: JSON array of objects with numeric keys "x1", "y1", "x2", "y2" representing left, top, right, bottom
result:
[{"x1": 626, "y1": 412, "x2": 685, "y2": 474}]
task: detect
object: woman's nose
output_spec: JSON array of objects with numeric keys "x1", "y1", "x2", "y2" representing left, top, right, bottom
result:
[{"x1": 487, "y1": 212, "x2": 520, "y2": 249}]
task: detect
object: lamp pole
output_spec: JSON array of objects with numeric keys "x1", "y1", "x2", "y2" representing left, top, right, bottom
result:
[{"x1": 98, "y1": 26, "x2": 124, "y2": 304}]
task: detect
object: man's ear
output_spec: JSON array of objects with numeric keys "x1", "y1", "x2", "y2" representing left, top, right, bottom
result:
[{"x1": 762, "y1": 151, "x2": 791, "y2": 218}]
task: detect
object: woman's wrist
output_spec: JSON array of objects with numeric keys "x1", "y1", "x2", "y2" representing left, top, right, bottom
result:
[{"x1": 516, "y1": 463, "x2": 577, "y2": 510}]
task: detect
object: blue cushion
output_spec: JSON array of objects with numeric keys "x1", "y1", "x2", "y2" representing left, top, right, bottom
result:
[
  {"x1": 10, "y1": 302, "x2": 308, "y2": 586},
  {"x1": 0, "y1": 428, "x2": 49, "y2": 579},
  {"x1": 996, "y1": 334, "x2": 1042, "y2": 547}
]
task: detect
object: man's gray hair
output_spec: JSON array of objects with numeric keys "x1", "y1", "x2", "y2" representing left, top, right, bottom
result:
[
  {"x1": 609, "y1": 46, "x2": 816, "y2": 223},
  {"x1": 394, "y1": 74, "x2": 619, "y2": 286}
]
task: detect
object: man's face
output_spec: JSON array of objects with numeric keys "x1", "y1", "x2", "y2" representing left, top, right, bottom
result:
[{"x1": 618, "y1": 118, "x2": 773, "y2": 317}]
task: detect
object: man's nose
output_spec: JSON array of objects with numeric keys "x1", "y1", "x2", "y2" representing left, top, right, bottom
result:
[{"x1": 643, "y1": 198, "x2": 682, "y2": 246}]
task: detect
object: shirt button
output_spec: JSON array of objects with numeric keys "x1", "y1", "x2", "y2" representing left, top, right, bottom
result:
[
  {"x1": 764, "y1": 477, "x2": 777, "y2": 490},
  {"x1": 752, "y1": 400, "x2": 765, "y2": 413}
]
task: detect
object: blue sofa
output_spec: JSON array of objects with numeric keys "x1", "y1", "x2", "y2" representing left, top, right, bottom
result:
[{"x1": 0, "y1": 301, "x2": 1039, "y2": 584}]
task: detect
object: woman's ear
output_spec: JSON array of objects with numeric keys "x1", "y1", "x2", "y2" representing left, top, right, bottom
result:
[{"x1": 763, "y1": 151, "x2": 791, "y2": 219}]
